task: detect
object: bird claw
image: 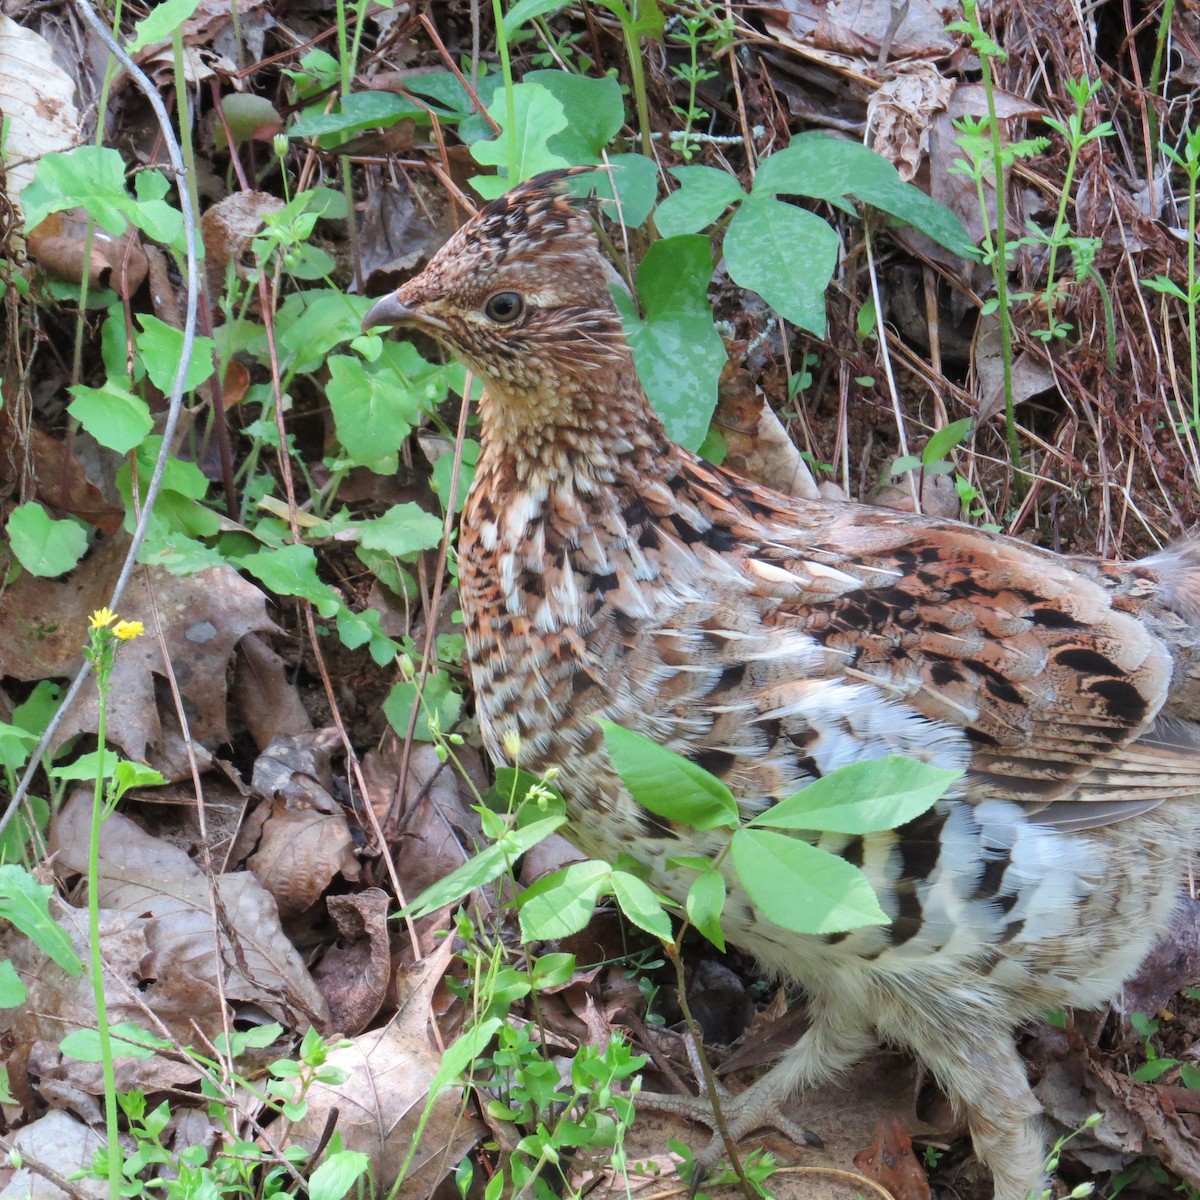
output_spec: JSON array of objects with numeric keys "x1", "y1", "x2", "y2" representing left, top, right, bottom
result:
[{"x1": 634, "y1": 1081, "x2": 823, "y2": 1180}]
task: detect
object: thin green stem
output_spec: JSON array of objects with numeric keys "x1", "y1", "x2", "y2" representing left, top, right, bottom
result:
[
  {"x1": 493, "y1": 0, "x2": 519, "y2": 180},
  {"x1": 978, "y1": 38, "x2": 1023, "y2": 489},
  {"x1": 1147, "y1": 0, "x2": 1175, "y2": 170},
  {"x1": 1042, "y1": 136, "x2": 1081, "y2": 317},
  {"x1": 88, "y1": 657, "x2": 121, "y2": 1197},
  {"x1": 1188, "y1": 163, "x2": 1197, "y2": 429},
  {"x1": 621, "y1": 22, "x2": 654, "y2": 157}
]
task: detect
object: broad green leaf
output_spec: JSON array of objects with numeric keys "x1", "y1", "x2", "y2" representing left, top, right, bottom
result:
[
  {"x1": 135, "y1": 315, "x2": 214, "y2": 393},
  {"x1": 289, "y1": 92, "x2": 436, "y2": 141},
  {"x1": 685, "y1": 869, "x2": 726, "y2": 950},
  {"x1": 615, "y1": 235, "x2": 726, "y2": 450},
  {"x1": 277, "y1": 290, "x2": 370, "y2": 375},
  {"x1": 750, "y1": 756, "x2": 960, "y2": 834},
  {"x1": 68, "y1": 380, "x2": 153, "y2": 453},
  {"x1": 923, "y1": 418, "x2": 973, "y2": 465},
  {"x1": 335, "y1": 608, "x2": 400, "y2": 667},
  {"x1": 0, "y1": 721, "x2": 37, "y2": 774},
  {"x1": 49, "y1": 750, "x2": 129, "y2": 782},
  {"x1": 6, "y1": 502, "x2": 87, "y2": 578},
  {"x1": 238, "y1": 544, "x2": 341, "y2": 617},
  {"x1": 725, "y1": 196, "x2": 839, "y2": 337},
  {"x1": 23, "y1": 146, "x2": 136, "y2": 235},
  {"x1": 405, "y1": 816, "x2": 567, "y2": 917},
  {"x1": 517, "y1": 860, "x2": 612, "y2": 940},
  {"x1": 354, "y1": 503, "x2": 444, "y2": 557},
  {"x1": 327, "y1": 342, "x2": 456, "y2": 472},
  {"x1": 731, "y1": 828, "x2": 888, "y2": 934},
  {"x1": 470, "y1": 82, "x2": 569, "y2": 198},
  {"x1": 429, "y1": 1017, "x2": 503, "y2": 1095},
  {"x1": 127, "y1": 0, "x2": 203, "y2": 50},
  {"x1": 600, "y1": 721, "x2": 738, "y2": 829},
  {"x1": 531, "y1": 71, "x2": 624, "y2": 163},
  {"x1": 531, "y1": 952, "x2": 576, "y2": 989},
  {"x1": 502, "y1": 0, "x2": 573, "y2": 36},
  {"x1": 655, "y1": 166, "x2": 745, "y2": 238},
  {"x1": 60, "y1": 1022, "x2": 169, "y2": 1061},
  {"x1": 112, "y1": 760, "x2": 167, "y2": 803},
  {"x1": 0, "y1": 960, "x2": 26, "y2": 1008},
  {"x1": 753, "y1": 134, "x2": 975, "y2": 259},
  {"x1": 601, "y1": 153, "x2": 659, "y2": 228},
  {"x1": 308, "y1": 1151, "x2": 371, "y2": 1200},
  {"x1": 383, "y1": 672, "x2": 463, "y2": 742},
  {"x1": 0, "y1": 864, "x2": 81, "y2": 975},
  {"x1": 611, "y1": 870, "x2": 673, "y2": 941}
]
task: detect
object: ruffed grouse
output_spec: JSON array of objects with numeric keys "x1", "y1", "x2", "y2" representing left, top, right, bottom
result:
[{"x1": 364, "y1": 170, "x2": 1200, "y2": 1198}]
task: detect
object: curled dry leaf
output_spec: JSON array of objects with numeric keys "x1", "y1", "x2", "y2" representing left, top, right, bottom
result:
[
  {"x1": 312, "y1": 889, "x2": 393, "y2": 1035},
  {"x1": 284, "y1": 938, "x2": 485, "y2": 1189},
  {"x1": 52, "y1": 791, "x2": 330, "y2": 1032},
  {"x1": 867, "y1": 64, "x2": 956, "y2": 182},
  {"x1": 232, "y1": 633, "x2": 312, "y2": 751},
  {"x1": 250, "y1": 727, "x2": 342, "y2": 813},
  {"x1": 201, "y1": 190, "x2": 284, "y2": 296},
  {"x1": 972, "y1": 312, "x2": 1056, "y2": 424},
  {"x1": 27, "y1": 208, "x2": 149, "y2": 296},
  {"x1": 712, "y1": 367, "x2": 820, "y2": 500},
  {"x1": 245, "y1": 803, "x2": 360, "y2": 918}
]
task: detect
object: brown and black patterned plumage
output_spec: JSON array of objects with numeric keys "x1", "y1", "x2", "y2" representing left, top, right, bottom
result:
[{"x1": 363, "y1": 170, "x2": 1200, "y2": 1198}]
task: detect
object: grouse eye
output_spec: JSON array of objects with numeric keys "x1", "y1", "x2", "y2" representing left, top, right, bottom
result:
[{"x1": 483, "y1": 291, "x2": 524, "y2": 324}]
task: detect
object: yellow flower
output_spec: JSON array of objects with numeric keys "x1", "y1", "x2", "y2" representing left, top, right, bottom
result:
[
  {"x1": 89, "y1": 608, "x2": 117, "y2": 629},
  {"x1": 113, "y1": 620, "x2": 144, "y2": 641}
]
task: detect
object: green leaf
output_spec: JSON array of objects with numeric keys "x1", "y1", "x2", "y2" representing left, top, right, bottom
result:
[
  {"x1": 135, "y1": 316, "x2": 214, "y2": 393},
  {"x1": 68, "y1": 380, "x2": 153, "y2": 454},
  {"x1": 502, "y1": 0, "x2": 574, "y2": 37},
  {"x1": 611, "y1": 870, "x2": 673, "y2": 941},
  {"x1": 615, "y1": 235, "x2": 726, "y2": 450},
  {"x1": 517, "y1": 860, "x2": 612, "y2": 940},
  {"x1": 750, "y1": 757, "x2": 960, "y2": 834},
  {"x1": 6, "y1": 503, "x2": 88, "y2": 578},
  {"x1": 731, "y1": 828, "x2": 888, "y2": 934},
  {"x1": 470, "y1": 82, "x2": 569, "y2": 198},
  {"x1": 601, "y1": 153, "x2": 659, "y2": 229},
  {"x1": 405, "y1": 816, "x2": 567, "y2": 917},
  {"x1": 383, "y1": 672, "x2": 463, "y2": 742},
  {"x1": 530, "y1": 70, "x2": 624, "y2": 163},
  {"x1": 531, "y1": 952, "x2": 576, "y2": 989},
  {"x1": 23, "y1": 146, "x2": 137, "y2": 235},
  {"x1": 600, "y1": 721, "x2": 738, "y2": 829},
  {"x1": 289, "y1": 92, "x2": 440, "y2": 141},
  {"x1": 429, "y1": 1017, "x2": 503, "y2": 1096},
  {"x1": 60, "y1": 1022, "x2": 169, "y2": 1062},
  {"x1": 1180, "y1": 1063, "x2": 1200, "y2": 1091},
  {"x1": 1132, "y1": 1057, "x2": 1178, "y2": 1082},
  {"x1": 353, "y1": 503, "x2": 444, "y2": 558},
  {"x1": 307, "y1": 1150, "x2": 371, "y2": 1200},
  {"x1": 685, "y1": 869, "x2": 726, "y2": 950},
  {"x1": 923, "y1": 418, "x2": 973, "y2": 465},
  {"x1": 335, "y1": 607, "x2": 400, "y2": 667},
  {"x1": 238, "y1": 544, "x2": 341, "y2": 617},
  {"x1": 0, "y1": 864, "x2": 81, "y2": 975},
  {"x1": 277, "y1": 290, "x2": 370, "y2": 375},
  {"x1": 126, "y1": 0, "x2": 203, "y2": 50},
  {"x1": 724, "y1": 195, "x2": 839, "y2": 337},
  {"x1": 655, "y1": 166, "x2": 745, "y2": 238},
  {"x1": 753, "y1": 134, "x2": 976, "y2": 259},
  {"x1": 0, "y1": 960, "x2": 26, "y2": 1007}
]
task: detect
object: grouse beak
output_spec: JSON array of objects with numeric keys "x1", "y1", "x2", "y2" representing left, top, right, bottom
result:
[{"x1": 360, "y1": 291, "x2": 451, "y2": 335}]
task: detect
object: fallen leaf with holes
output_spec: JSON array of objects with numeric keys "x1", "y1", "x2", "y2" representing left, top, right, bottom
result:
[
  {"x1": 312, "y1": 889, "x2": 393, "y2": 1035},
  {"x1": 245, "y1": 803, "x2": 360, "y2": 918},
  {"x1": 250, "y1": 728, "x2": 342, "y2": 812},
  {"x1": 866, "y1": 64, "x2": 955, "y2": 182},
  {"x1": 52, "y1": 791, "x2": 330, "y2": 1033},
  {"x1": 853, "y1": 1116, "x2": 932, "y2": 1200},
  {"x1": 283, "y1": 937, "x2": 486, "y2": 1190}
]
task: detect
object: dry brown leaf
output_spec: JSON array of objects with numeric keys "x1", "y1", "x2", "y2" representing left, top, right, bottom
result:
[
  {"x1": 27, "y1": 208, "x2": 149, "y2": 296},
  {"x1": 313, "y1": 889, "x2": 393, "y2": 1035},
  {"x1": 972, "y1": 313, "x2": 1056, "y2": 424},
  {"x1": 712, "y1": 367, "x2": 819, "y2": 500},
  {"x1": 867, "y1": 64, "x2": 955, "y2": 182},
  {"x1": 0, "y1": 1109, "x2": 107, "y2": 1200},
  {"x1": 285, "y1": 938, "x2": 486, "y2": 1189},
  {"x1": 0, "y1": 16, "x2": 80, "y2": 210},
  {"x1": 53, "y1": 564, "x2": 278, "y2": 770},
  {"x1": 852, "y1": 1116, "x2": 932, "y2": 1200},
  {"x1": 755, "y1": 0, "x2": 955, "y2": 66},
  {"x1": 52, "y1": 792, "x2": 330, "y2": 1032},
  {"x1": 245, "y1": 803, "x2": 360, "y2": 917}
]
